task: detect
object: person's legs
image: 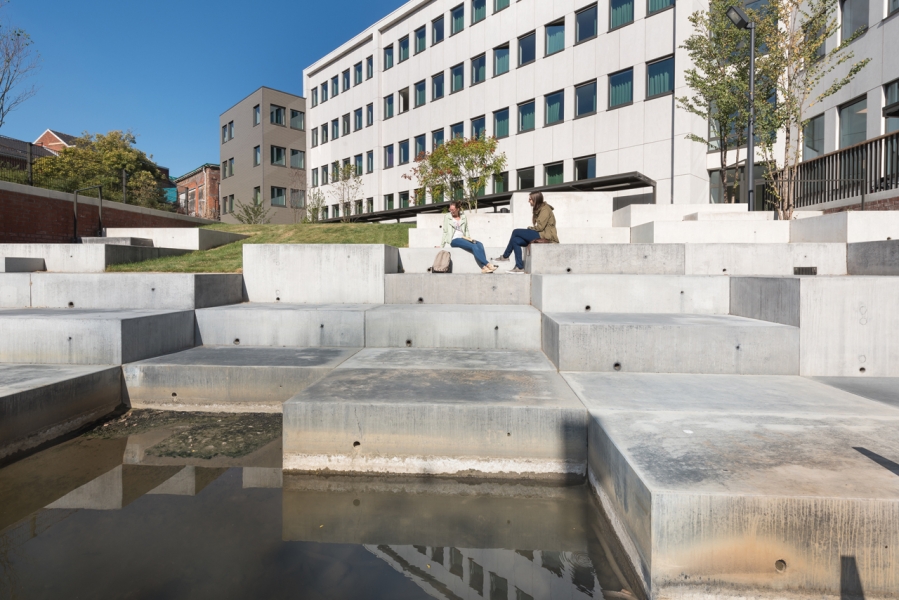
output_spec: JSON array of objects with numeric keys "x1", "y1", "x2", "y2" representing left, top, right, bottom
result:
[
  {"x1": 510, "y1": 230, "x2": 541, "y2": 269},
  {"x1": 450, "y1": 238, "x2": 486, "y2": 268},
  {"x1": 471, "y1": 241, "x2": 490, "y2": 267},
  {"x1": 501, "y1": 229, "x2": 533, "y2": 260}
]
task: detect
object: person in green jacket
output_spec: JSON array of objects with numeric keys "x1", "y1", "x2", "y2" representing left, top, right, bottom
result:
[
  {"x1": 493, "y1": 192, "x2": 558, "y2": 272},
  {"x1": 440, "y1": 201, "x2": 498, "y2": 273}
]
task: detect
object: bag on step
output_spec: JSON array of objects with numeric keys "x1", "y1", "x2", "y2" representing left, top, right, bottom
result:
[{"x1": 430, "y1": 250, "x2": 452, "y2": 273}]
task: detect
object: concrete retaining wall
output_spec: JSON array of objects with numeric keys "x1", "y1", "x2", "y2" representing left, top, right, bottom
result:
[
  {"x1": 0, "y1": 273, "x2": 30, "y2": 308},
  {"x1": 0, "y1": 244, "x2": 188, "y2": 273},
  {"x1": 528, "y1": 244, "x2": 685, "y2": 274},
  {"x1": 385, "y1": 274, "x2": 531, "y2": 305},
  {"x1": 1, "y1": 257, "x2": 45, "y2": 272},
  {"x1": 612, "y1": 203, "x2": 747, "y2": 227},
  {"x1": 398, "y1": 247, "x2": 506, "y2": 273},
  {"x1": 790, "y1": 211, "x2": 899, "y2": 243},
  {"x1": 684, "y1": 243, "x2": 847, "y2": 276},
  {"x1": 848, "y1": 240, "x2": 899, "y2": 275},
  {"x1": 104, "y1": 227, "x2": 247, "y2": 250},
  {"x1": 631, "y1": 221, "x2": 791, "y2": 244}
]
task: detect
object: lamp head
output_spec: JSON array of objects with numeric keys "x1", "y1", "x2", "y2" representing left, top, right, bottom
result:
[{"x1": 726, "y1": 5, "x2": 751, "y2": 29}]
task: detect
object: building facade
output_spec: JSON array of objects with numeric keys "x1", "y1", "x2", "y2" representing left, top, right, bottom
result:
[
  {"x1": 219, "y1": 87, "x2": 307, "y2": 224},
  {"x1": 174, "y1": 164, "x2": 221, "y2": 220},
  {"x1": 33, "y1": 130, "x2": 77, "y2": 154}
]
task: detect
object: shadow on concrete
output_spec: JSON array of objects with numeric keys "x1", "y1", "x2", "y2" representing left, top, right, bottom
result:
[
  {"x1": 841, "y1": 555, "x2": 865, "y2": 600},
  {"x1": 853, "y1": 447, "x2": 899, "y2": 477}
]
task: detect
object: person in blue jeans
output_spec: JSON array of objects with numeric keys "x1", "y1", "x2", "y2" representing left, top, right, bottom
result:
[
  {"x1": 493, "y1": 192, "x2": 559, "y2": 272},
  {"x1": 440, "y1": 201, "x2": 498, "y2": 273}
]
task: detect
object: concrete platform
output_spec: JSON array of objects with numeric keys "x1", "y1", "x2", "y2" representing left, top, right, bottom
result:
[
  {"x1": 543, "y1": 312, "x2": 799, "y2": 374},
  {"x1": 365, "y1": 304, "x2": 542, "y2": 349},
  {"x1": 283, "y1": 348, "x2": 588, "y2": 479},
  {"x1": 683, "y1": 211, "x2": 775, "y2": 221},
  {"x1": 243, "y1": 244, "x2": 398, "y2": 303},
  {"x1": 104, "y1": 227, "x2": 248, "y2": 250},
  {"x1": 812, "y1": 376, "x2": 899, "y2": 410},
  {"x1": 532, "y1": 274, "x2": 730, "y2": 314},
  {"x1": 384, "y1": 273, "x2": 531, "y2": 305},
  {"x1": 0, "y1": 308, "x2": 194, "y2": 364},
  {"x1": 790, "y1": 211, "x2": 899, "y2": 243},
  {"x1": 1, "y1": 257, "x2": 45, "y2": 272},
  {"x1": 81, "y1": 237, "x2": 154, "y2": 247},
  {"x1": 848, "y1": 239, "x2": 899, "y2": 275},
  {"x1": 398, "y1": 246, "x2": 506, "y2": 274},
  {"x1": 528, "y1": 244, "x2": 685, "y2": 275},
  {"x1": 195, "y1": 303, "x2": 372, "y2": 347},
  {"x1": 28, "y1": 273, "x2": 244, "y2": 310},
  {"x1": 684, "y1": 242, "x2": 847, "y2": 275},
  {"x1": 612, "y1": 203, "x2": 747, "y2": 227},
  {"x1": 631, "y1": 220, "x2": 791, "y2": 244},
  {"x1": 556, "y1": 227, "x2": 631, "y2": 243},
  {"x1": 0, "y1": 273, "x2": 30, "y2": 308},
  {"x1": 565, "y1": 373, "x2": 899, "y2": 598},
  {"x1": 0, "y1": 244, "x2": 189, "y2": 273},
  {"x1": 123, "y1": 346, "x2": 360, "y2": 412},
  {"x1": 0, "y1": 364, "x2": 121, "y2": 459}
]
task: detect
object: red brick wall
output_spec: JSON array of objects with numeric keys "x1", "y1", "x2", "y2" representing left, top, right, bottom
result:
[
  {"x1": 824, "y1": 197, "x2": 899, "y2": 213},
  {"x1": 0, "y1": 186, "x2": 207, "y2": 243}
]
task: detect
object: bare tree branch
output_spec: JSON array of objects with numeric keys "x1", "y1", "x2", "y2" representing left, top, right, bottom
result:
[{"x1": 0, "y1": 3, "x2": 41, "y2": 129}]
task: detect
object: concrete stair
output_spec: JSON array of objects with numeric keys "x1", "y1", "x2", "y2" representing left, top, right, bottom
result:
[
  {"x1": 0, "y1": 244, "x2": 189, "y2": 273},
  {"x1": 631, "y1": 220, "x2": 791, "y2": 244},
  {"x1": 81, "y1": 237, "x2": 154, "y2": 247},
  {"x1": 398, "y1": 247, "x2": 506, "y2": 273},
  {"x1": 385, "y1": 273, "x2": 531, "y2": 305},
  {"x1": 1, "y1": 257, "x2": 45, "y2": 273}
]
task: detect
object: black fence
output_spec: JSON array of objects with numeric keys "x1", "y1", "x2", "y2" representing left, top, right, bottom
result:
[{"x1": 0, "y1": 136, "x2": 87, "y2": 195}]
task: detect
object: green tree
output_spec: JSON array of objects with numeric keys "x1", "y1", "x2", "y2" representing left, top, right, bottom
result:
[
  {"x1": 233, "y1": 198, "x2": 272, "y2": 224},
  {"x1": 303, "y1": 188, "x2": 326, "y2": 223},
  {"x1": 330, "y1": 162, "x2": 363, "y2": 222}
]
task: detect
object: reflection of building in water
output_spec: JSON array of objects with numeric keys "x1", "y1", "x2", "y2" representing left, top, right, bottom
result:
[{"x1": 367, "y1": 544, "x2": 599, "y2": 600}]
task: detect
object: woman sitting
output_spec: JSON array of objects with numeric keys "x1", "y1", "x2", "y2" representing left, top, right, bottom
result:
[
  {"x1": 441, "y1": 201, "x2": 498, "y2": 273},
  {"x1": 493, "y1": 192, "x2": 558, "y2": 273}
]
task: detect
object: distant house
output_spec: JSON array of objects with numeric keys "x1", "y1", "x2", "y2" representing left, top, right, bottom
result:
[
  {"x1": 0, "y1": 134, "x2": 56, "y2": 170},
  {"x1": 174, "y1": 163, "x2": 221, "y2": 219},
  {"x1": 33, "y1": 130, "x2": 78, "y2": 154}
]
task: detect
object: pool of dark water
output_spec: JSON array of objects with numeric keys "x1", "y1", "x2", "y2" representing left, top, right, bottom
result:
[{"x1": 0, "y1": 412, "x2": 641, "y2": 600}]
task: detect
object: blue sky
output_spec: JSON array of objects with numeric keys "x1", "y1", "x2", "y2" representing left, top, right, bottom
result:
[{"x1": 3, "y1": 0, "x2": 405, "y2": 176}]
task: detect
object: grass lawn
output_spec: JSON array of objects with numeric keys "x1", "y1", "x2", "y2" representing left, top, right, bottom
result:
[{"x1": 107, "y1": 223, "x2": 414, "y2": 273}]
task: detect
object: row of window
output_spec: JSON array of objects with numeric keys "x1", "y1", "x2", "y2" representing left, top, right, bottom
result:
[
  {"x1": 840, "y1": 0, "x2": 899, "y2": 44},
  {"x1": 221, "y1": 188, "x2": 306, "y2": 214},
  {"x1": 311, "y1": 104, "x2": 375, "y2": 147},
  {"x1": 222, "y1": 105, "x2": 305, "y2": 144},
  {"x1": 311, "y1": 57, "x2": 374, "y2": 107},
  {"x1": 252, "y1": 145, "x2": 306, "y2": 169}
]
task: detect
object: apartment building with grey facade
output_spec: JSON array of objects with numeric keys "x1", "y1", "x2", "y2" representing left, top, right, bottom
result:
[{"x1": 219, "y1": 87, "x2": 307, "y2": 224}]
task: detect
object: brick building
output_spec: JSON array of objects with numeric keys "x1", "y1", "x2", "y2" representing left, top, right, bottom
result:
[
  {"x1": 33, "y1": 130, "x2": 78, "y2": 154},
  {"x1": 174, "y1": 163, "x2": 221, "y2": 220}
]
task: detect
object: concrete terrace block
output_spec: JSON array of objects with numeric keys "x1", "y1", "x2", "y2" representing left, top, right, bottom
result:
[
  {"x1": 408, "y1": 223, "x2": 514, "y2": 249},
  {"x1": 243, "y1": 244, "x2": 398, "y2": 304},
  {"x1": 565, "y1": 373, "x2": 899, "y2": 598},
  {"x1": 123, "y1": 346, "x2": 360, "y2": 412},
  {"x1": 81, "y1": 237, "x2": 154, "y2": 247},
  {"x1": 684, "y1": 243, "x2": 847, "y2": 276},
  {"x1": 365, "y1": 304, "x2": 542, "y2": 349},
  {"x1": 283, "y1": 348, "x2": 588, "y2": 479},
  {"x1": 848, "y1": 240, "x2": 899, "y2": 275},
  {"x1": 0, "y1": 364, "x2": 121, "y2": 459},
  {"x1": 398, "y1": 247, "x2": 506, "y2": 273},
  {"x1": 0, "y1": 308, "x2": 195, "y2": 364},
  {"x1": 511, "y1": 191, "x2": 614, "y2": 229},
  {"x1": 0, "y1": 273, "x2": 31, "y2": 308},
  {"x1": 384, "y1": 274, "x2": 531, "y2": 305},
  {"x1": 1, "y1": 257, "x2": 45, "y2": 272},
  {"x1": 612, "y1": 203, "x2": 747, "y2": 227},
  {"x1": 683, "y1": 211, "x2": 774, "y2": 221},
  {"x1": 631, "y1": 220, "x2": 791, "y2": 244},
  {"x1": 811, "y1": 376, "x2": 899, "y2": 410},
  {"x1": 527, "y1": 244, "x2": 684, "y2": 275},
  {"x1": 0, "y1": 244, "x2": 189, "y2": 273},
  {"x1": 195, "y1": 303, "x2": 372, "y2": 347},
  {"x1": 104, "y1": 227, "x2": 248, "y2": 250},
  {"x1": 556, "y1": 227, "x2": 630, "y2": 243},
  {"x1": 730, "y1": 276, "x2": 899, "y2": 376},
  {"x1": 30, "y1": 273, "x2": 244, "y2": 310},
  {"x1": 532, "y1": 275, "x2": 730, "y2": 314},
  {"x1": 543, "y1": 312, "x2": 799, "y2": 374},
  {"x1": 790, "y1": 211, "x2": 899, "y2": 243}
]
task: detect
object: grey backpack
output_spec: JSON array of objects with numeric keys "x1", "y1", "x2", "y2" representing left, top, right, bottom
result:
[{"x1": 430, "y1": 250, "x2": 452, "y2": 273}]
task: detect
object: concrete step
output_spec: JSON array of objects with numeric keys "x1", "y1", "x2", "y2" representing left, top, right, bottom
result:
[
  {"x1": 556, "y1": 227, "x2": 630, "y2": 243},
  {"x1": 790, "y1": 211, "x2": 899, "y2": 243},
  {"x1": 612, "y1": 203, "x2": 748, "y2": 227},
  {"x1": 409, "y1": 224, "x2": 626, "y2": 247},
  {"x1": 566, "y1": 372, "x2": 899, "y2": 598},
  {"x1": 385, "y1": 273, "x2": 531, "y2": 305},
  {"x1": 532, "y1": 274, "x2": 729, "y2": 314},
  {"x1": 0, "y1": 244, "x2": 189, "y2": 273},
  {"x1": 528, "y1": 244, "x2": 685, "y2": 275},
  {"x1": 81, "y1": 237, "x2": 154, "y2": 247},
  {"x1": 0, "y1": 363, "x2": 121, "y2": 459},
  {"x1": 542, "y1": 312, "x2": 799, "y2": 374},
  {"x1": 123, "y1": 346, "x2": 360, "y2": 412},
  {"x1": 631, "y1": 220, "x2": 791, "y2": 243},
  {"x1": 365, "y1": 304, "x2": 542, "y2": 349},
  {"x1": 0, "y1": 308, "x2": 194, "y2": 364},
  {"x1": 1, "y1": 274, "x2": 31, "y2": 308},
  {"x1": 683, "y1": 211, "x2": 775, "y2": 221},
  {"x1": 398, "y1": 247, "x2": 506, "y2": 273},
  {"x1": 194, "y1": 303, "x2": 373, "y2": 347},
  {"x1": 104, "y1": 227, "x2": 248, "y2": 250},
  {"x1": 283, "y1": 348, "x2": 588, "y2": 479},
  {"x1": 848, "y1": 240, "x2": 899, "y2": 275},
  {"x1": 1, "y1": 257, "x2": 45, "y2": 272}
]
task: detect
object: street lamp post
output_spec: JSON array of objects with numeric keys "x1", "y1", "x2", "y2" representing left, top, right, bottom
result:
[{"x1": 727, "y1": 5, "x2": 756, "y2": 212}]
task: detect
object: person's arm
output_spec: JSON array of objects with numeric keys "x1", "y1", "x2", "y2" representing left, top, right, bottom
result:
[
  {"x1": 531, "y1": 206, "x2": 549, "y2": 232},
  {"x1": 462, "y1": 215, "x2": 471, "y2": 239},
  {"x1": 440, "y1": 214, "x2": 451, "y2": 247}
]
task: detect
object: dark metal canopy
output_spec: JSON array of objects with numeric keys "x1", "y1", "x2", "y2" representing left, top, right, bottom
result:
[
  {"x1": 320, "y1": 171, "x2": 656, "y2": 224},
  {"x1": 883, "y1": 101, "x2": 899, "y2": 119}
]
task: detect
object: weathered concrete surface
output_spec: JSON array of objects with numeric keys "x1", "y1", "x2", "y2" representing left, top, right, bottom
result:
[
  {"x1": 283, "y1": 348, "x2": 588, "y2": 479},
  {"x1": 123, "y1": 346, "x2": 360, "y2": 412},
  {"x1": 0, "y1": 244, "x2": 188, "y2": 272},
  {"x1": 812, "y1": 376, "x2": 899, "y2": 410},
  {"x1": 543, "y1": 312, "x2": 799, "y2": 374},
  {"x1": 1, "y1": 257, "x2": 45, "y2": 272},
  {"x1": 81, "y1": 237, "x2": 154, "y2": 247},
  {"x1": 848, "y1": 240, "x2": 899, "y2": 275},
  {"x1": 243, "y1": 244, "x2": 398, "y2": 303},
  {"x1": 631, "y1": 220, "x2": 791, "y2": 244},
  {"x1": 612, "y1": 203, "x2": 747, "y2": 227},
  {"x1": 790, "y1": 211, "x2": 899, "y2": 243},
  {"x1": 0, "y1": 273, "x2": 30, "y2": 308},
  {"x1": 0, "y1": 364, "x2": 121, "y2": 459},
  {"x1": 339, "y1": 347, "x2": 556, "y2": 371},
  {"x1": 528, "y1": 244, "x2": 685, "y2": 275},
  {"x1": 556, "y1": 227, "x2": 631, "y2": 243},
  {"x1": 398, "y1": 246, "x2": 506, "y2": 273},
  {"x1": 685, "y1": 243, "x2": 847, "y2": 276},
  {"x1": 730, "y1": 277, "x2": 899, "y2": 376},
  {"x1": 365, "y1": 304, "x2": 542, "y2": 349},
  {"x1": 565, "y1": 372, "x2": 899, "y2": 599},
  {"x1": 532, "y1": 274, "x2": 730, "y2": 314},
  {"x1": 385, "y1": 273, "x2": 531, "y2": 305},
  {"x1": 0, "y1": 308, "x2": 195, "y2": 364},
  {"x1": 104, "y1": 227, "x2": 248, "y2": 250},
  {"x1": 195, "y1": 303, "x2": 372, "y2": 347},
  {"x1": 29, "y1": 273, "x2": 244, "y2": 310}
]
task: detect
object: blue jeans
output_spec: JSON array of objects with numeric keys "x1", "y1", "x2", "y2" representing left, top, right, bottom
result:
[
  {"x1": 450, "y1": 237, "x2": 489, "y2": 268},
  {"x1": 503, "y1": 229, "x2": 541, "y2": 269}
]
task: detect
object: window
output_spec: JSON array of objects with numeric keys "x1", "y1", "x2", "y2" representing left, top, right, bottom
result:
[
  {"x1": 322, "y1": 207, "x2": 328, "y2": 219},
  {"x1": 290, "y1": 189, "x2": 305, "y2": 209},
  {"x1": 366, "y1": 150, "x2": 374, "y2": 173},
  {"x1": 647, "y1": 56, "x2": 675, "y2": 98},
  {"x1": 451, "y1": 122, "x2": 465, "y2": 139},
  {"x1": 886, "y1": 80, "x2": 899, "y2": 134},
  {"x1": 271, "y1": 105, "x2": 285, "y2": 125},
  {"x1": 518, "y1": 167, "x2": 535, "y2": 190},
  {"x1": 312, "y1": 128, "x2": 319, "y2": 147},
  {"x1": 451, "y1": 4, "x2": 465, "y2": 34},
  {"x1": 399, "y1": 88, "x2": 410, "y2": 113},
  {"x1": 494, "y1": 171, "x2": 508, "y2": 192},
  {"x1": 414, "y1": 134, "x2": 426, "y2": 158},
  {"x1": 271, "y1": 187, "x2": 286, "y2": 207},
  {"x1": 451, "y1": 63, "x2": 464, "y2": 92},
  {"x1": 354, "y1": 108, "x2": 363, "y2": 130},
  {"x1": 414, "y1": 81, "x2": 426, "y2": 107},
  {"x1": 400, "y1": 191, "x2": 410, "y2": 207},
  {"x1": 332, "y1": 119, "x2": 339, "y2": 140},
  {"x1": 399, "y1": 36, "x2": 410, "y2": 62},
  {"x1": 384, "y1": 45, "x2": 394, "y2": 70},
  {"x1": 311, "y1": 88, "x2": 318, "y2": 107},
  {"x1": 384, "y1": 94, "x2": 395, "y2": 119},
  {"x1": 322, "y1": 166, "x2": 329, "y2": 185},
  {"x1": 841, "y1": 0, "x2": 867, "y2": 41},
  {"x1": 290, "y1": 109, "x2": 305, "y2": 130},
  {"x1": 576, "y1": 5, "x2": 598, "y2": 43},
  {"x1": 839, "y1": 97, "x2": 867, "y2": 148},
  {"x1": 343, "y1": 69, "x2": 350, "y2": 91},
  {"x1": 332, "y1": 161, "x2": 340, "y2": 181},
  {"x1": 415, "y1": 26, "x2": 426, "y2": 53},
  {"x1": 367, "y1": 56, "x2": 374, "y2": 79},
  {"x1": 321, "y1": 124, "x2": 328, "y2": 143},
  {"x1": 610, "y1": 0, "x2": 634, "y2": 29},
  {"x1": 433, "y1": 73, "x2": 445, "y2": 99},
  {"x1": 399, "y1": 139, "x2": 410, "y2": 164},
  {"x1": 333, "y1": 205, "x2": 340, "y2": 218},
  {"x1": 271, "y1": 146, "x2": 286, "y2": 166},
  {"x1": 342, "y1": 113, "x2": 350, "y2": 136},
  {"x1": 609, "y1": 68, "x2": 634, "y2": 108},
  {"x1": 575, "y1": 156, "x2": 596, "y2": 180},
  {"x1": 892, "y1": 0, "x2": 899, "y2": 16},
  {"x1": 472, "y1": 116, "x2": 486, "y2": 139},
  {"x1": 519, "y1": 100, "x2": 536, "y2": 132},
  {"x1": 312, "y1": 169, "x2": 319, "y2": 187},
  {"x1": 253, "y1": 186, "x2": 261, "y2": 205},
  {"x1": 519, "y1": 32, "x2": 536, "y2": 66},
  {"x1": 222, "y1": 122, "x2": 233, "y2": 142},
  {"x1": 384, "y1": 194, "x2": 394, "y2": 210},
  {"x1": 545, "y1": 91, "x2": 564, "y2": 125},
  {"x1": 494, "y1": 45, "x2": 510, "y2": 76},
  {"x1": 253, "y1": 105, "x2": 261, "y2": 125},
  {"x1": 354, "y1": 154, "x2": 363, "y2": 176},
  {"x1": 349, "y1": 64, "x2": 359, "y2": 87},
  {"x1": 321, "y1": 83, "x2": 328, "y2": 102},
  {"x1": 471, "y1": 54, "x2": 486, "y2": 85},
  {"x1": 291, "y1": 149, "x2": 305, "y2": 169},
  {"x1": 367, "y1": 103, "x2": 374, "y2": 126},
  {"x1": 575, "y1": 81, "x2": 597, "y2": 117},
  {"x1": 472, "y1": 0, "x2": 486, "y2": 23},
  {"x1": 546, "y1": 21, "x2": 565, "y2": 55},
  {"x1": 331, "y1": 76, "x2": 339, "y2": 96},
  {"x1": 253, "y1": 145, "x2": 261, "y2": 166},
  {"x1": 802, "y1": 115, "x2": 825, "y2": 160},
  {"x1": 221, "y1": 124, "x2": 227, "y2": 143},
  {"x1": 649, "y1": 0, "x2": 674, "y2": 13},
  {"x1": 433, "y1": 128, "x2": 445, "y2": 149},
  {"x1": 366, "y1": 198, "x2": 374, "y2": 212},
  {"x1": 545, "y1": 162, "x2": 564, "y2": 185},
  {"x1": 433, "y1": 16, "x2": 445, "y2": 44},
  {"x1": 385, "y1": 144, "x2": 395, "y2": 168},
  {"x1": 495, "y1": 0, "x2": 510, "y2": 12}
]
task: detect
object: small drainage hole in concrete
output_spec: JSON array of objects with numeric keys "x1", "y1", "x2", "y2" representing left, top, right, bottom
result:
[
  {"x1": 507, "y1": 432, "x2": 511, "y2": 437},
  {"x1": 680, "y1": 291, "x2": 684, "y2": 295},
  {"x1": 68, "y1": 302, "x2": 74, "y2": 308},
  {"x1": 494, "y1": 326, "x2": 499, "y2": 331},
  {"x1": 566, "y1": 268, "x2": 572, "y2": 273},
  {"x1": 775, "y1": 560, "x2": 787, "y2": 573},
  {"x1": 353, "y1": 499, "x2": 360, "y2": 506},
  {"x1": 722, "y1": 268, "x2": 727, "y2": 273},
  {"x1": 585, "y1": 306, "x2": 591, "y2": 312},
  {"x1": 276, "y1": 297, "x2": 280, "y2": 302},
  {"x1": 417, "y1": 298, "x2": 424, "y2": 303},
  {"x1": 613, "y1": 362, "x2": 622, "y2": 371},
  {"x1": 353, "y1": 441, "x2": 361, "y2": 448},
  {"x1": 860, "y1": 367, "x2": 866, "y2": 373},
  {"x1": 171, "y1": 392, "x2": 177, "y2": 398},
  {"x1": 320, "y1": 324, "x2": 324, "y2": 329},
  {"x1": 406, "y1": 340, "x2": 412, "y2": 347},
  {"x1": 736, "y1": 345, "x2": 741, "y2": 350},
  {"x1": 233, "y1": 339, "x2": 240, "y2": 345}
]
